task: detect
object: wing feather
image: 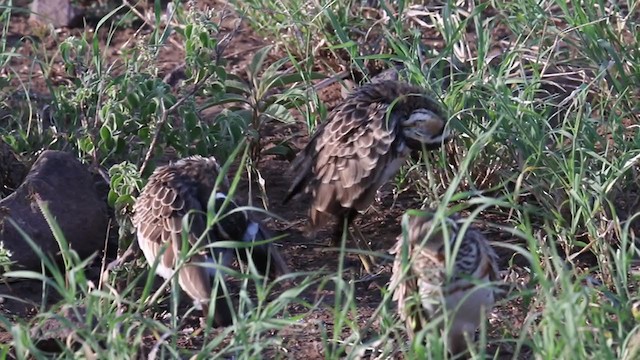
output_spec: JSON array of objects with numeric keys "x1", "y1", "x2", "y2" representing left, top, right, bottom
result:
[
  {"x1": 133, "y1": 164, "x2": 211, "y2": 270},
  {"x1": 391, "y1": 212, "x2": 500, "y2": 346},
  {"x1": 284, "y1": 80, "x2": 442, "y2": 226},
  {"x1": 390, "y1": 232, "x2": 435, "y2": 337}
]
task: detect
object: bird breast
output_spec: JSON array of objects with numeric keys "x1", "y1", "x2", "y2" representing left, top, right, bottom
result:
[
  {"x1": 445, "y1": 280, "x2": 495, "y2": 344},
  {"x1": 377, "y1": 148, "x2": 409, "y2": 188}
]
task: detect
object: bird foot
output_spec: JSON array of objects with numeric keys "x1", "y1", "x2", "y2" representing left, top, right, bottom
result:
[
  {"x1": 358, "y1": 253, "x2": 377, "y2": 275},
  {"x1": 100, "y1": 242, "x2": 139, "y2": 288},
  {"x1": 374, "y1": 188, "x2": 390, "y2": 205},
  {"x1": 279, "y1": 218, "x2": 308, "y2": 231}
]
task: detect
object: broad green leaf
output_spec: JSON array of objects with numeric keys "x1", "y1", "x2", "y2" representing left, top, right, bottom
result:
[
  {"x1": 115, "y1": 194, "x2": 135, "y2": 207},
  {"x1": 225, "y1": 79, "x2": 251, "y2": 94},
  {"x1": 107, "y1": 189, "x2": 118, "y2": 207},
  {"x1": 248, "y1": 45, "x2": 274, "y2": 78},
  {"x1": 263, "y1": 103, "x2": 295, "y2": 124},
  {"x1": 100, "y1": 126, "x2": 112, "y2": 144}
]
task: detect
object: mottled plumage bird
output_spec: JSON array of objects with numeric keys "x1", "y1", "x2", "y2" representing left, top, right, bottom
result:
[
  {"x1": 283, "y1": 80, "x2": 451, "y2": 272},
  {"x1": 132, "y1": 155, "x2": 289, "y2": 326},
  {"x1": 389, "y1": 211, "x2": 500, "y2": 355}
]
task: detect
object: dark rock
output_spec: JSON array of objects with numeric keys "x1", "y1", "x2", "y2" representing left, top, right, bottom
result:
[
  {"x1": 0, "y1": 279, "x2": 52, "y2": 318},
  {"x1": 0, "y1": 150, "x2": 109, "y2": 273}
]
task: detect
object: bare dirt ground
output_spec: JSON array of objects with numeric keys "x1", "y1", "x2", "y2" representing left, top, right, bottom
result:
[{"x1": 0, "y1": 1, "x2": 570, "y2": 359}]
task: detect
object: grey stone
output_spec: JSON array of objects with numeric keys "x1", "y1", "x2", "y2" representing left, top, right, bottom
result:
[
  {"x1": 0, "y1": 150, "x2": 109, "y2": 273},
  {"x1": 29, "y1": 0, "x2": 82, "y2": 28}
]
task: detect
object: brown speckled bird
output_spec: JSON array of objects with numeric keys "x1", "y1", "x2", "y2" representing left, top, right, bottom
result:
[
  {"x1": 132, "y1": 155, "x2": 289, "y2": 327},
  {"x1": 389, "y1": 211, "x2": 500, "y2": 355},
  {"x1": 283, "y1": 80, "x2": 451, "y2": 272}
]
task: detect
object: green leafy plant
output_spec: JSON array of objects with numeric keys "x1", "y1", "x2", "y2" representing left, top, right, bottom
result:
[
  {"x1": 2, "y1": 0, "x2": 640, "y2": 358},
  {"x1": 0, "y1": 242, "x2": 13, "y2": 275},
  {"x1": 211, "y1": 45, "x2": 324, "y2": 160}
]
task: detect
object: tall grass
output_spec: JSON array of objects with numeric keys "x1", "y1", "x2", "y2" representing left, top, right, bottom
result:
[
  {"x1": 233, "y1": 0, "x2": 640, "y2": 358},
  {"x1": 1, "y1": 0, "x2": 639, "y2": 359}
]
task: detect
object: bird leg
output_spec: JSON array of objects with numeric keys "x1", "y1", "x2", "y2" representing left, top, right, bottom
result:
[
  {"x1": 198, "y1": 303, "x2": 210, "y2": 330},
  {"x1": 330, "y1": 211, "x2": 377, "y2": 274},
  {"x1": 350, "y1": 222, "x2": 377, "y2": 274}
]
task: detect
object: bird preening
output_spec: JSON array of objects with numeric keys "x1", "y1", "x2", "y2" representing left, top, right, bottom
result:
[
  {"x1": 127, "y1": 78, "x2": 499, "y2": 354},
  {"x1": 389, "y1": 211, "x2": 500, "y2": 355},
  {"x1": 283, "y1": 80, "x2": 452, "y2": 273},
  {"x1": 132, "y1": 155, "x2": 289, "y2": 327}
]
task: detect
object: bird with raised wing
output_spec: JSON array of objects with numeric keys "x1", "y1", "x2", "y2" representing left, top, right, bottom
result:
[
  {"x1": 132, "y1": 155, "x2": 289, "y2": 327},
  {"x1": 389, "y1": 211, "x2": 500, "y2": 355},
  {"x1": 283, "y1": 80, "x2": 451, "y2": 273}
]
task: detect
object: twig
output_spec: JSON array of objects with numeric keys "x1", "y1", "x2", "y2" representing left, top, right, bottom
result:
[
  {"x1": 225, "y1": 44, "x2": 268, "y2": 59},
  {"x1": 98, "y1": 218, "x2": 113, "y2": 291},
  {"x1": 138, "y1": 82, "x2": 205, "y2": 175},
  {"x1": 147, "y1": 330, "x2": 173, "y2": 360},
  {"x1": 215, "y1": 14, "x2": 243, "y2": 66},
  {"x1": 312, "y1": 71, "x2": 350, "y2": 92},
  {"x1": 101, "y1": 240, "x2": 139, "y2": 280}
]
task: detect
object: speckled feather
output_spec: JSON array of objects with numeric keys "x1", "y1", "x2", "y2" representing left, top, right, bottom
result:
[
  {"x1": 132, "y1": 156, "x2": 288, "y2": 325},
  {"x1": 283, "y1": 80, "x2": 447, "y2": 229},
  {"x1": 389, "y1": 213, "x2": 500, "y2": 354},
  {"x1": 133, "y1": 156, "x2": 226, "y2": 270}
]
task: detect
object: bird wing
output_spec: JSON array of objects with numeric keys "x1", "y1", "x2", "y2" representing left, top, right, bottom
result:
[
  {"x1": 475, "y1": 235, "x2": 501, "y2": 296},
  {"x1": 449, "y1": 229, "x2": 499, "y2": 285},
  {"x1": 313, "y1": 101, "x2": 404, "y2": 217},
  {"x1": 133, "y1": 168, "x2": 212, "y2": 282},
  {"x1": 389, "y1": 234, "x2": 417, "y2": 328},
  {"x1": 284, "y1": 80, "x2": 439, "y2": 214},
  {"x1": 390, "y1": 232, "x2": 443, "y2": 337},
  {"x1": 134, "y1": 169, "x2": 209, "y2": 244}
]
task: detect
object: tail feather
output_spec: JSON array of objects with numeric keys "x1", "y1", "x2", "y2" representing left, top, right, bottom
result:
[
  {"x1": 282, "y1": 148, "x2": 315, "y2": 205},
  {"x1": 282, "y1": 176, "x2": 307, "y2": 205}
]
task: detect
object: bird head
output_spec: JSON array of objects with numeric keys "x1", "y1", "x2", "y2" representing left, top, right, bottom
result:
[
  {"x1": 243, "y1": 221, "x2": 290, "y2": 280},
  {"x1": 401, "y1": 109, "x2": 452, "y2": 150},
  {"x1": 212, "y1": 193, "x2": 290, "y2": 279},
  {"x1": 406, "y1": 211, "x2": 462, "y2": 253}
]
